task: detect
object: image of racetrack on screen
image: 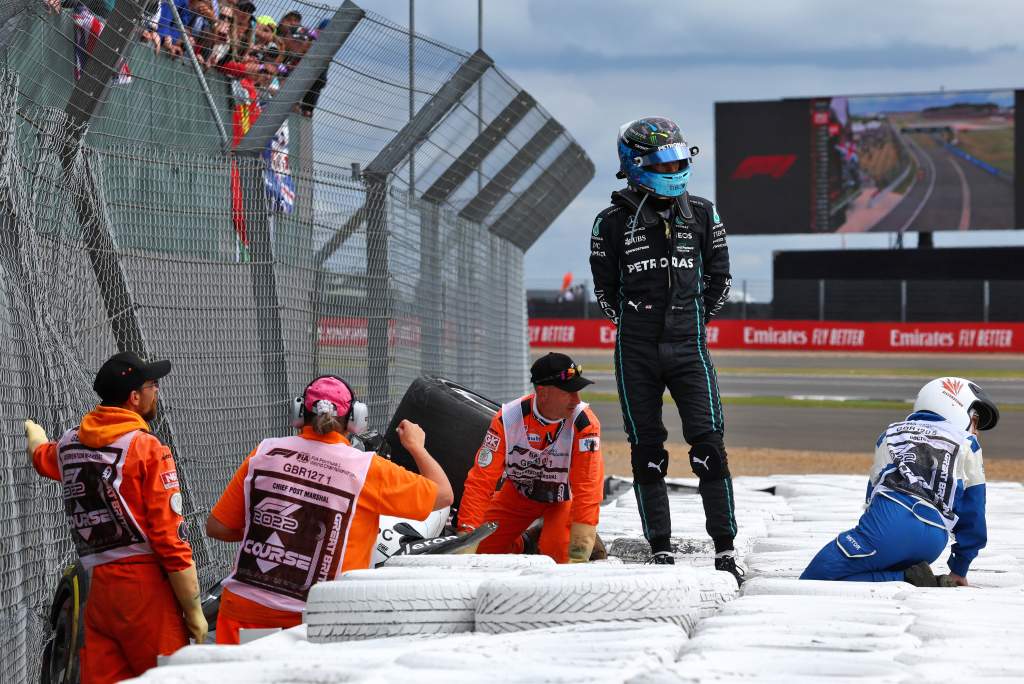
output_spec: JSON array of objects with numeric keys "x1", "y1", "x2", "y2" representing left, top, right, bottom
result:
[{"x1": 827, "y1": 90, "x2": 1014, "y2": 232}]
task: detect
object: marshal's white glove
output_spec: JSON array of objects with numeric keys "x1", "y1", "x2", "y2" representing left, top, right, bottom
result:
[{"x1": 25, "y1": 420, "x2": 49, "y2": 460}]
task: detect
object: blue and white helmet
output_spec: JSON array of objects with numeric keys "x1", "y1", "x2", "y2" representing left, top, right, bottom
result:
[{"x1": 616, "y1": 117, "x2": 698, "y2": 198}]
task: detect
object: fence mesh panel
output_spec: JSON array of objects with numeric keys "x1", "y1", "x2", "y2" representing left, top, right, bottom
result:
[{"x1": 0, "y1": 1, "x2": 592, "y2": 680}]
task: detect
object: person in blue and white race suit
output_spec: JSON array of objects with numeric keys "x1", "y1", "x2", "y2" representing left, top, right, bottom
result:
[{"x1": 801, "y1": 377, "x2": 999, "y2": 586}]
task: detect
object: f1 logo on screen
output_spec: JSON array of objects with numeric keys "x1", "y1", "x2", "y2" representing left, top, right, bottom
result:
[{"x1": 731, "y1": 154, "x2": 797, "y2": 180}]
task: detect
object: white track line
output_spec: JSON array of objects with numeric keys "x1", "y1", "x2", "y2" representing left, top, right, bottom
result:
[
  {"x1": 898, "y1": 135, "x2": 937, "y2": 232},
  {"x1": 948, "y1": 156, "x2": 971, "y2": 230}
]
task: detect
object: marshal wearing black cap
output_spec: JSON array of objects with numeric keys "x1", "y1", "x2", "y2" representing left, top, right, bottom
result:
[
  {"x1": 93, "y1": 351, "x2": 172, "y2": 406},
  {"x1": 458, "y1": 351, "x2": 604, "y2": 565},
  {"x1": 529, "y1": 352, "x2": 594, "y2": 393},
  {"x1": 24, "y1": 349, "x2": 207, "y2": 676}
]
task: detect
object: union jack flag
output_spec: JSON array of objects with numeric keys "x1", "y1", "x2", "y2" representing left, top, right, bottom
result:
[
  {"x1": 72, "y1": 4, "x2": 132, "y2": 85},
  {"x1": 264, "y1": 122, "x2": 295, "y2": 213}
]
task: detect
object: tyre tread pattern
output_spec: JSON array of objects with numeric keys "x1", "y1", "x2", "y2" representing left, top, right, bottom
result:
[
  {"x1": 475, "y1": 574, "x2": 700, "y2": 635},
  {"x1": 305, "y1": 579, "x2": 478, "y2": 643}
]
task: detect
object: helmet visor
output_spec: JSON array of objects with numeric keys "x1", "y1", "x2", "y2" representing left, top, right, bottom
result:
[
  {"x1": 634, "y1": 143, "x2": 692, "y2": 169},
  {"x1": 967, "y1": 382, "x2": 1000, "y2": 430}
]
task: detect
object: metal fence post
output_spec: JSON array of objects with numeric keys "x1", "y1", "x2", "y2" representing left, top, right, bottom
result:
[
  {"x1": 818, "y1": 279, "x2": 825, "y2": 321},
  {"x1": 364, "y1": 178, "x2": 391, "y2": 428},
  {"x1": 239, "y1": 155, "x2": 289, "y2": 429},
  {"x1": 983, "y1": 280, "x2": 990, "y2": 323},
  {"x1": 900, "y1": 280, "x2": 907, "y2": 323},
  {"x1": 418, "y1": 202, "x2": 443, "y2": 375},
  {"x1": 741, "y1": 278, "x2": 747, "y2": 320}
]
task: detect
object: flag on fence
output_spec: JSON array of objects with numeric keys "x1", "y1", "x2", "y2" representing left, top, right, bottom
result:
[
  {"x1": 73, "y1": 4, "x2": 132, "y2": 85},
  {"x1": 263, "y1": 122, "x2": 295, "y2": 213},
  {"x1": 229, "y1": 77, "x2": 262, "y2": 261}
]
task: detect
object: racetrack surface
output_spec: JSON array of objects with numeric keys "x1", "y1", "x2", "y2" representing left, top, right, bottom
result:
[
  {"x1": 533, "y1": 348, "x2": 1024, "y2": 458},
  {"x1": 873, "y1": 132, "x2": 1013, "y2": 232}
]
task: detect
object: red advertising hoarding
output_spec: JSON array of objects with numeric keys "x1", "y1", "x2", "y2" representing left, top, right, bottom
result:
[
  {"x1": 319, "y1": 317, "x2": 422, "y2": 347},
  {"x1": 529, "y1": 319, "x2": 1024, "y2": 353}
]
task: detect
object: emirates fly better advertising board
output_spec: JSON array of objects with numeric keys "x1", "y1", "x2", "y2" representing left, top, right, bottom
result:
[{"x1": 715, "y1": 88, "x2": 1022, "y2": 233}]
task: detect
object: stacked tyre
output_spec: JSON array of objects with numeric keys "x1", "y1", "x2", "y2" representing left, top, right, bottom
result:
[{"x1": 304, "y1": 557, "x2": 707, "y2": 643}]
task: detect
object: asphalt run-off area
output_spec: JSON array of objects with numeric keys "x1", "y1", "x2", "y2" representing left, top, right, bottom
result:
[{"x1": 534, "y1": 348, "x2": 1024, "y2": 459}]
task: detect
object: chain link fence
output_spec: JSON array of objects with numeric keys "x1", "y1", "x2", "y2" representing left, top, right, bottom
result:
[{"x1": 0, "y1": 1, "x2": 593, "y2": 680}]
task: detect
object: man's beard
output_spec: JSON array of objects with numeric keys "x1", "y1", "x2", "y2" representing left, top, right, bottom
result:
[{"x1": 142, "y1": 404, "x2": 158, "y2": 422}]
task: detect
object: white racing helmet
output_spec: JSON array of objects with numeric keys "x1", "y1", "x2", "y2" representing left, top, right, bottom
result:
[{"x1": 913, "y1": 377, "x2": 999, "y2": 431}]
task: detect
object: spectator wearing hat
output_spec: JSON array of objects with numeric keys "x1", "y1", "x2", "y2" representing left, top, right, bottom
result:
[
  {"x1": 25, "y1": 352, "x2": 206, "y2": 682},
  {"x1": 253, "y1": 14, "x2": 276, "y2": 49},
  {"x1": 457, "y1": 353, "x2": 604, "y2": 563},
  {"x1": 205, "y1": 375, "x2": 453, "y2": 644}
]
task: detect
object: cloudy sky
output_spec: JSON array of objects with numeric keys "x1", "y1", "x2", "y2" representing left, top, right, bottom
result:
[{"x1": 359, "y1": 0, "x2": 1024, "y2": 299}]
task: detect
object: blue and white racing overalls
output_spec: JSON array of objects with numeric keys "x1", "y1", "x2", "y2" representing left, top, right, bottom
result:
[{"x1": 801, "y1": 410, "x2": 987, "y2": 582}]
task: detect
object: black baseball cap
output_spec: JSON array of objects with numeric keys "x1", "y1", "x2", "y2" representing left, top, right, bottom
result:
[
  {"x1": 530, "y1": 352, "x2": 593, "y2": 392},
  {"x1": 93, "y1": 351, "x2": 171, "y2": 403}
]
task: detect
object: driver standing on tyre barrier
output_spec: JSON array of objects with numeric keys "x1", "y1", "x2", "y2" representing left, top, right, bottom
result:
[
  {"x1": 25, "y1": 351, "x2": 206, "y2": 682},
  {"x1": 589, "y1": 117, "x2": 743, "y2": 584},
  {"x1": 206, "y1": 375, "x2": 453, "y2": 643},
  {"x1": 457, "y1": 353, "x2": 604, "y2": 564},
  {"x1": 801, "y1": 377, "x2": 997, "y2": 587}
]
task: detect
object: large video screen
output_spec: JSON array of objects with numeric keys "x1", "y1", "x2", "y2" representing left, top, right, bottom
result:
[{"x1": 715, "y1": 89, "x2": 1022, "y2": 234}]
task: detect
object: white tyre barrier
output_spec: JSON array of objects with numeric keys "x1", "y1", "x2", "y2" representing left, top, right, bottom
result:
[
  {"x1": 384, "y1": 553, "x2": 556, "y2": 570},
  {"x1": 741, "y1": 576, "x2": 910, "y2": 599},
  {"x1": 715, "y1": 595, "x2": 908, "y2": 622},
  {"x1": 685, "y1": 630, "x2": 921, "y2": 654},
  {"x1": 305, "y1": 578, "x2": 481, "y2": 642},
  {"x1": 697, "y1": 614, "x2": 913, "y2": 639},
  {"x1": 474, "y1": 571, "x2": 701, "y2": 635},
  {"x1": 672, "y1": 649, "x2": 913, "y2": 680},
  {"x1": 520, "y1": 562, "x2": 737, "y2": 618},
  {"x1": 687, "y1": 567, "x2": 741, "y2": 616}
]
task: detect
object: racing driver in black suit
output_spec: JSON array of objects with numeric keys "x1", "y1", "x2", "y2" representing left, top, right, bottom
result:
[{"x1": 589, "y1": 116, "x2": 742, "y2": 585}]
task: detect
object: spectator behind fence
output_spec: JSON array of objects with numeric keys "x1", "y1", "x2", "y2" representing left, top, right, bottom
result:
[
  {"x1": 277, "y1": 9, "x2": 302, "y2": 35},
  {"x1": 206, "y1": 376, "x2": 454, "y2": 644},
  {"x1": 48, "y1": 0, "x2": 326, "y2": 114},
  {"x1": 253, "y1": 13, "x2": 276, "y2": 49},
  {"x1": 25, "y1": 352, "x2": 207, "y2": 681}
]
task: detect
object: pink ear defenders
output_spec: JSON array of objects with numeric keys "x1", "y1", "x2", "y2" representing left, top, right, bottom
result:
[{"x1": 290, "y1": 375, "x2": 369, "y2": 434}]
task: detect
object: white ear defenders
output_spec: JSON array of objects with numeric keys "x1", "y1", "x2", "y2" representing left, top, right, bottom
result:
[{"x1": 290, "y1": 375, "x2": 369, "y2": 433}]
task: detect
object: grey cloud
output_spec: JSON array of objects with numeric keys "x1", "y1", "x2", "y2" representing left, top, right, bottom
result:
[{"x1": 501, "y1": 42, "x2": 1017, "y2": 73}]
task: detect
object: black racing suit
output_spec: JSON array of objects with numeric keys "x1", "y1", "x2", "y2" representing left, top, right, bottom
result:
[{"x1": 589, "y1": 187, "x2": 738, "y2": 555}]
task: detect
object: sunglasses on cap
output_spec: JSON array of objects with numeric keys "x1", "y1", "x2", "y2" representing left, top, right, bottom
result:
[{"x1": 536, "y1": 363, "x2": 583, "y2": 385}]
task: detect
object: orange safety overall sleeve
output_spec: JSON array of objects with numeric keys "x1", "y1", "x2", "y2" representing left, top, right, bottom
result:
[{"x1": 456, "y1": 413, "x2": 507, "y2": 531}]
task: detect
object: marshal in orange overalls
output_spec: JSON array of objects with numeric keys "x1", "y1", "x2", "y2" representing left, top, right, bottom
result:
[
  {"x1": 33, "y1": 406, "x2": 194, "y2": 683},
  {"x1": 458, "y1": 394, "x2": 603, "y2": 563},
  {"x1": 208, "y1": 427, "x2": 438, "y2": 644}
]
